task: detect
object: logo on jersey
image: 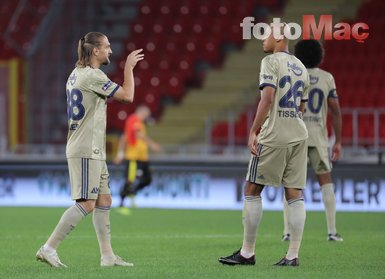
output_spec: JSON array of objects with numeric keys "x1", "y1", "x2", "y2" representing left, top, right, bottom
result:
[
  {"x1": 287, "y1": 62, "x2": 303, "y2": 76},
  {"x1": 310, "y1": 75, "x2": 319, "y2": 84},
  {"x1": 68, "y1": 73, "x2": 76, "y2": 85},
  {"x1": 262, "y1": 74, "x2": 273, "y2": 80},
  {"x1": 102, "y1": 80, "x2": 113, "y2": 91},
  {"x1": 70, "y1": 124, "x2": 78, "y2": 130}
]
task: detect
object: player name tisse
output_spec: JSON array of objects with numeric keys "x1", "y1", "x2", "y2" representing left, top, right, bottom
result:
[{"x1": 278, "y1": 110, "x2": 303, "y2": 118}]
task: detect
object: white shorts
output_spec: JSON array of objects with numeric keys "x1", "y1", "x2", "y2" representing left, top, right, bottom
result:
[
  {"x1": 246, "y1": 140, "x2": 308, "y2": 189},
  {"x1": 308, "y1": 146, "x2": 332, "y2": 174},
  {"x1": 67, "y1": 158, "x2": 110, "y2": 200}
]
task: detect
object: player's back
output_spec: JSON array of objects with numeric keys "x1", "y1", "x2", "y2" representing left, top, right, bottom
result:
[
  {"x1": 65, "y1": 66, "x2": 112, "y2": 160},
  {"x1": 303, "y1": 68, "x2": 337, "y2": 147},
  {"x1": 258, "y1": 52, "x2": 309, "y2": 147}
]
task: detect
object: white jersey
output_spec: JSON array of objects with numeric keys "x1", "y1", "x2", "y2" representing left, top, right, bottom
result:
[
  {"x1": 66, "y1": 66, "x2": 119, "y2": 160},
  {"x1": 258, "y1": 52, "x2": 310, "y2": 147},
  {"x1": 303, "y1": 67, "x2": 338, "y2": 147}
]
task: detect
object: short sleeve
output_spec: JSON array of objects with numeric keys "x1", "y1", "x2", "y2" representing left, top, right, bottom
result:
[
  {"x1": 327, "y1": 74, "x2": 338, "y2": 98},
  {"x1": 259, "y1": 56, "x2": 278, "y2": 90},
  {"x1": 89, "y1": 69, "x2": 120, "y2": 97}
]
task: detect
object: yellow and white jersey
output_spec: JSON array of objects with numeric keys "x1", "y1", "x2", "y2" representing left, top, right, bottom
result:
[
  {"x1": 66, "y1": 66, "x2": 119, "y2": 160},
  {"x1": 303, "y1": 67, "x2": 338, "y2": 148},
  {"x1": 258, "y1": 52, "x2": 309, "y2": 147}
]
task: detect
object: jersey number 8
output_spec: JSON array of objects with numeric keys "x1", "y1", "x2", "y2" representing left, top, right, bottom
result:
[{"x1": 66, "y1": 89, "x2": 85, "y2": 121}]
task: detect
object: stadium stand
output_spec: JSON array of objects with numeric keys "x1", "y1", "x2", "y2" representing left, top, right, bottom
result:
[
  {"x1": 0, "y1": 0, "x2": 52, "y2": 59},
  {"x1": 105, "y1": 0, "x2": 285, "y2": 136},
  {"x1": 210, "y1": 0, "x2": 385, "y2": 150},
  {"x1": 115, "y1": 0, "x2": 285, "y2": 145},
  {"x1": 2, "y1": 0, "x2": 384, "y2": 159}
]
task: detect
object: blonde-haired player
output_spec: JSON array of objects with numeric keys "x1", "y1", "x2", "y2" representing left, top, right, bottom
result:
[{"x1": 36, "y1": 32, "x2": 143, "y2": 267}]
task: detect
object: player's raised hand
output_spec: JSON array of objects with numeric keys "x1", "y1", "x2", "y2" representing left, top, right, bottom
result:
[{"x1": 126, "y1": 49, "x2": 144, "y2": 69}]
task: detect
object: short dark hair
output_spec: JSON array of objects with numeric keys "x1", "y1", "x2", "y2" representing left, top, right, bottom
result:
[{"x1": 294, "y1": 39, "x2": 324, "y2": 68}]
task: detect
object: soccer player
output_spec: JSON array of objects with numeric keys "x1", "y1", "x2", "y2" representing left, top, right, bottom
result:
[
  {"x1": 114, "y1": 105, "x2": 161, "y2": 212},
  {"x1": 36, "y1": 32, "x2": 144, "y2": 267},
  {"x1": 282, "y1": 39, "x2": 343, "y2": 242},
  {"x1": 218, "y1": 25, "x2": 309, "y2": 267}
]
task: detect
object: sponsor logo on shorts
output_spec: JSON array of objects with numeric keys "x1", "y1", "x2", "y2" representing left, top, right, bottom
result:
[{"x1": 91, "y1": 187, "x2": 99, "y2": 194}]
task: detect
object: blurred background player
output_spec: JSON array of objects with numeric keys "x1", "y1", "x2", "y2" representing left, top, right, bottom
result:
[
  {"x1": 219, "y1": 24, "x2": 309, "y2": 267},
  {"x1": 114, "y1": 105, "x2": 161, "y2": 213},
  {"x1": 36, "y1": 32, "x2": 144, "y2": 267},
  {"x1": 282, "y1": 39, "x2": 343, "y2": 242}
]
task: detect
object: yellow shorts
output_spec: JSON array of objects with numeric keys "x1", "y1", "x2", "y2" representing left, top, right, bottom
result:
[
  {"x1": 67, "y1": 158, "x2": 110, "y2": 200},
  {"x1": 246, "y1": 140, "x2": 308, "y2": 189}
]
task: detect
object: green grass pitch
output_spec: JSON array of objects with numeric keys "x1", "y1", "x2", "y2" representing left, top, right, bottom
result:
[{"x1": 0, "y1": 207, "x2": 384, "y2": 279}]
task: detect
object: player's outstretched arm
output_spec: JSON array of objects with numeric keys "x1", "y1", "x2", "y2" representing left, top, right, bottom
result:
[
  {"x1": 113, "y1": 49, "x2": 144, "y2": 103},
  {"x1": 328, "y1": 98, "x2": 342, "y2": 161},
  {"x1": 136, "y1": 131, "x2": 162, "y2": 153}
]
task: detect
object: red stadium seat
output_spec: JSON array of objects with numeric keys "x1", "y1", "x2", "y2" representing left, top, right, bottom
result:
[
  {"x1": 109, "y1": 0, "x2": 284, "y2": 130},
  {"x1": 319, "y1": 0, "x2": 385, "y2": 147}
]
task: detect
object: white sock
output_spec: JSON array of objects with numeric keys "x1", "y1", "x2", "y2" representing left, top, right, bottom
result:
[
  {"x1": 286, "y1": 198, "x2": 306, "y2": 260},
  {"x1": 283, "y1": 194, "x2": 290, "y2": 235},
  {"x1": 240, "y1": 196, "x2": 262, "y2": 258},
  {"x1": 93, "y1": 206, "x2": 114, "y2": 258},
  {"x1": 321, "y1": 183, "x2": 337, "y2": 235},
  {"x1": 45, "y1": 203, "x2": 87, "y2": 250}
]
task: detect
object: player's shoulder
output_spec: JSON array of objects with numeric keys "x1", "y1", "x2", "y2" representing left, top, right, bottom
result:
[
  {"x1": 73, "y1": 66, "x2": 96, "y2": 80},
  {"x1": 261, "y1": 53, "x2": 280, "y2": 69},
  {"x1": 315, "y1": 68, "x2": 334, "y2": 81},
  {"x1": 87, "y1": 67, "x2": 107, "y2": 80},
  {"x1": 264, "y1": 52, "x2": 282, "y2": 63},
  {"x1": 73, "y1": 66, "x2": 106, "y2": 83}
]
